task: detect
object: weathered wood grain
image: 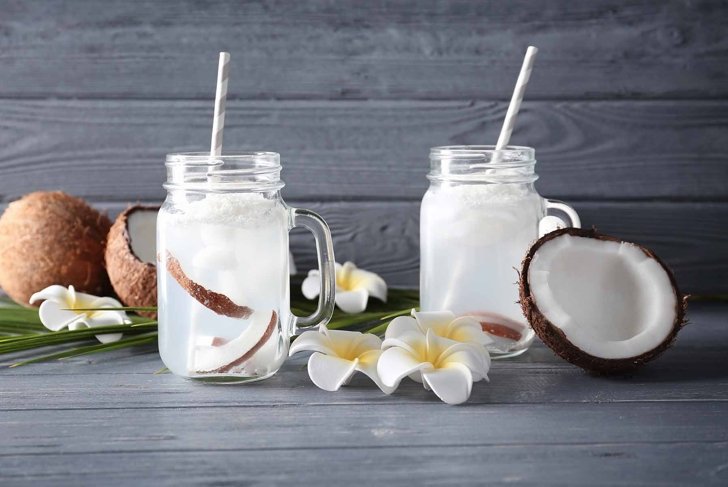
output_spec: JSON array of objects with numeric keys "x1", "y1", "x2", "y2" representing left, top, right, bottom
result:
[
  {"x1": 0, "y1": 99, "x2": 727, "y2": 202},
  {"x1": 2, "y1": 442, "x2": 726, "y2": 486},
  {"x1": 1, "y1": 348, "x2": 726, "y2": 410},
  {"x1": 0, "y1": 0, "x2": 726, "y2": 100},
  {"x1": 291, "y1": 201, "x2": 728, "y2": 294},
  {"x1": 2, "y1": 403, "x2": 727, "y2": 455},
  {"x1": 0, "y1": 304, "x2": 725, "y2": 486}
]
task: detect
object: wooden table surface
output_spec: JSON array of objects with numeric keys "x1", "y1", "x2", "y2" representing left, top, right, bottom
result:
[{"x1": 1, "y1": 301, "x2": 726, "y2": 486}]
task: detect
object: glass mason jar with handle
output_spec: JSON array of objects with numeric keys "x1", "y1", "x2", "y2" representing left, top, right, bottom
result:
[
  {"x1": 420, "y1": 146, "x2": 580, "y2": 357},
  {"x1": 157, "y1": 152, "x2": 336, "y2": 382}
]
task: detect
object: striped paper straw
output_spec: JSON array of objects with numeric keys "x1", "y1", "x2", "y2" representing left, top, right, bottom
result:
[
  {"x1": 210, "y1": 52, "x2": 231, "y2": 157},
  {"x1": 495, "y1": 46, "x2": 538, "y2": 152}
]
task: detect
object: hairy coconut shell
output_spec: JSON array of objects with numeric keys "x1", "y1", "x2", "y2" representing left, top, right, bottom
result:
[
  {"x1": 519, "y1": 227, "x2": 688, "y2": 374},
  {"x1": 105, "y1": 205, "x2": 159, "y2": 318},
  {"x1": 0, "y1": 191, "x2": 111, "y2": 305}
]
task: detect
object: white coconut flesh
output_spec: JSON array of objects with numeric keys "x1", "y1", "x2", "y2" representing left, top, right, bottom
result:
[
  {"x1": 127, "y1": 210, "x2": 157, "y2": 264},
  {"x1": 527, "y1": 235, "x2": 677, "y2": 360},
  {"x1": 193, "y1": 310, "x2": 275, "y2": 372}
]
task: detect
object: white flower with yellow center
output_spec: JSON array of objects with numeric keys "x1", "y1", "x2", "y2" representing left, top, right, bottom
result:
[
  {"x1": 302, "y1": 261, "x2": 387, "y2": 314},
  {"x1": 29, "y1": 285, "x2": 130, "y2": 344},
  {"x1": 386, "y1": 310, "x2": 491, "y2": 383},
  {"x1": 289, "y1": 325, "x2": 393, "y2": 394},
  {"x1": 378, "y1": 329, "x2": 490, "y2": 405}
]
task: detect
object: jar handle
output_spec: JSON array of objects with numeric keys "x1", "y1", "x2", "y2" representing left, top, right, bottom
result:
[
  {"x1": 289, "y1": 208, "x2": 336, "y2": 333},
  {"x1": 542, "y1": 199, "x2": 581, "y2": 235}
]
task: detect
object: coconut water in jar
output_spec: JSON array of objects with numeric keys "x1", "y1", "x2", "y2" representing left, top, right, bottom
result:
[
  {"x1": 157, "y1": 152, "x2": 336, "y2": 382},
  {"x1": 420, "y1": 146, "x2": 580, "y2": 357}
]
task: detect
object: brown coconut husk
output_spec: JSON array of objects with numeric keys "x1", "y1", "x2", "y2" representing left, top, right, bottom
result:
[
  {"x1": 105, "y1": 205, "x2": 159, "y2": 319},
  {"x1": 0, "y1": 191, "x2": 111, "y2": 306}
]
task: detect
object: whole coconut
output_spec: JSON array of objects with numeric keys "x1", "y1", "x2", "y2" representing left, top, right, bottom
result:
[{"x1": 0, "y1": 191, "x2": 111, "y2": 305}]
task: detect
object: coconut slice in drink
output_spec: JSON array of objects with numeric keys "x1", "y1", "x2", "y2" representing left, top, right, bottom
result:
[
  {"x1": 194, "y1": 309, "x2": 278, "y2": 373},
  {"x1": 519, "y1": 227, "x2": 687, "y2": 373}
]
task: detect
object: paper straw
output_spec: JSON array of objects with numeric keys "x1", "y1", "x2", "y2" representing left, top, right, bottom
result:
[
  {"x1": 210, "y1": 52, "x2": 231, "y2": 157},
  {"x1": 495, "y1": 46, "x2": 538, "y2": 152}
]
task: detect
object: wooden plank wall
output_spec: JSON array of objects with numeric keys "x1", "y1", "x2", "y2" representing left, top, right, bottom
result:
[{"x1": 0, "y1": 0, "x2": 726, "y2": 294}]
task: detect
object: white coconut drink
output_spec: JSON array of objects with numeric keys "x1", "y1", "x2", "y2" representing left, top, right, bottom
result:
[
  {"x1": 420, "y1": 146, "x2": 580, "y2": 357},
  {"x1": 156, "y1": 152, "x2": 336, "y2": 382}
]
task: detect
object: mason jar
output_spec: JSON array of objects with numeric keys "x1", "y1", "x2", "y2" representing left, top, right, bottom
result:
[
  {"x1": 157, "y1": 152, "x2": 336, "y2": 382},
  {"x1": 420, "y1": 146, "x2": 580, "y2": 357}
]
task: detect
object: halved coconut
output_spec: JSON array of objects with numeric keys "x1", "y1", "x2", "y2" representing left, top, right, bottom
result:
[
  {"x1": 105, "y1": 206, "x2": 159, "y2": 317},
  {"x1": 519, "y1": 228, "x2": 687, "y2": 373}
]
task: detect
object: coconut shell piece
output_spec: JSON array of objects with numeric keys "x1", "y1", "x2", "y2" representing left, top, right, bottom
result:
[
  {"x1": 0, "y1": 191, "x2": 111, "y2": 306},
  {"x1": 165, "y1": 251, "x2": 253, "y2": 319},
  {"x1": 105, "y1": 205, "x2": 159, "y2": 318},
  {"x1": 199, "y1": 310, "x2": 278, "y2": 374},
  {"x1": 519, "y1": 227, "x2": 688, "y2": 374}
]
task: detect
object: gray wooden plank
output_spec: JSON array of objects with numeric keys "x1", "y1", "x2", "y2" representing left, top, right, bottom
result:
[
  {"x1": 1, "y1": 99, "x2": 727, "y2": 202},
  {"x1": 0, "y1": 0, "x2": 726, "y2": 100},
  {"x1": 1, "y1": 443, "x2": 726, "y2": 486},
  {"x1": 302, "y1": 200, "x2": 728, "y2": 295},
  {"x1": 1, "y1": 402, "x2": 727, "y2": 455},
  {"x1": 0, "y1": 303, "x2": 725, "y2": 409},
  {"x1": 1, "y1": 413, "x2": 727, "y2": 486}
]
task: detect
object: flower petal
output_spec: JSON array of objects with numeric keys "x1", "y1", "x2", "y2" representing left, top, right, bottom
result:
[
  {"x1": 37, "y1": 301, "x2": 85, "y2": 331},
  {"x1": 350, "y1": 333, "x2": 383, "y2": 357},
  {"x1": 377, "y1": 346, "x2": 432, "y2": 388},
  {"x1": 93, "y1": 332, "x2": 124, "y2": 344},
  {"x1": 422, "y1": 363, "x2": 473, "y2": 405},
  {"x1": 346, "y1": 265, "x2": 387, "y2": 302},
  {"x1": 412, "y1": 310, "x2": 456, "y2": 336},
  {"x1": 86, "y1": 311, "x2": 127, "y2": 343},
  {"x1": 381, "y1": 332, "x2": 427, "y2": 357},
  {"x1": 442, "y1": 348, "x2": 490, "y2": 382},
  {"x1": 289, "y1": 330, "x2": 335, "y2": 357},
  {"x1": 87, "y1": 296, "x2": 125, "y2": 309},
  {"x1": 301, "y1": 271, "x2": 321, "y2": 300},
  {"x1": 335, "y1": 289, "x2": 369, "y2": 314},
  {"x1": 447, "y1": 316, "x2": 494, "y2": 346},
  {"x1": 355, "y1": 349, "x2": 396, "y2": 394},
  {"x1": 28, "y1": 285, "x2": 71, "y2": 306},
  {"x1": 384, "y1": 315, "x2": 420, "y2": 340},
  {"x1": 307, "y1": 352, "x2": 357, "y2": 392}
]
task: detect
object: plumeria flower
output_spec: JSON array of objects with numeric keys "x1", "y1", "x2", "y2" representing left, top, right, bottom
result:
[
  {"x1": 302, "y1": 261, "x2": 387, "y2": 314},
  {"x1": 378, "y1": 329, "x2": 490, "y2": 405},
  {"x1": 386, "y1": 310, "x2": 491, "y2": 382},
  {"x1": 289, "y1": 325, "x2": 393, "y2": 394},
  {"x1": 29, "y1": 285, "x2": 131, "y2": 344}
]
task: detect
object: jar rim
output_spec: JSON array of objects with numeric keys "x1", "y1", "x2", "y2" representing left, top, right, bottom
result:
[
  {"x1": 164, "y1": 151, "x2": 284, "y2": 192},
  {"x1": 428, "y1": 145, "x2": 537, "y2": 184},
  {"x1": 166, "y1": 151, "x2": 280, "y2": 169},
  {"x1": 430, "y1": 145, "x2": 534, "y2": 162}
]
